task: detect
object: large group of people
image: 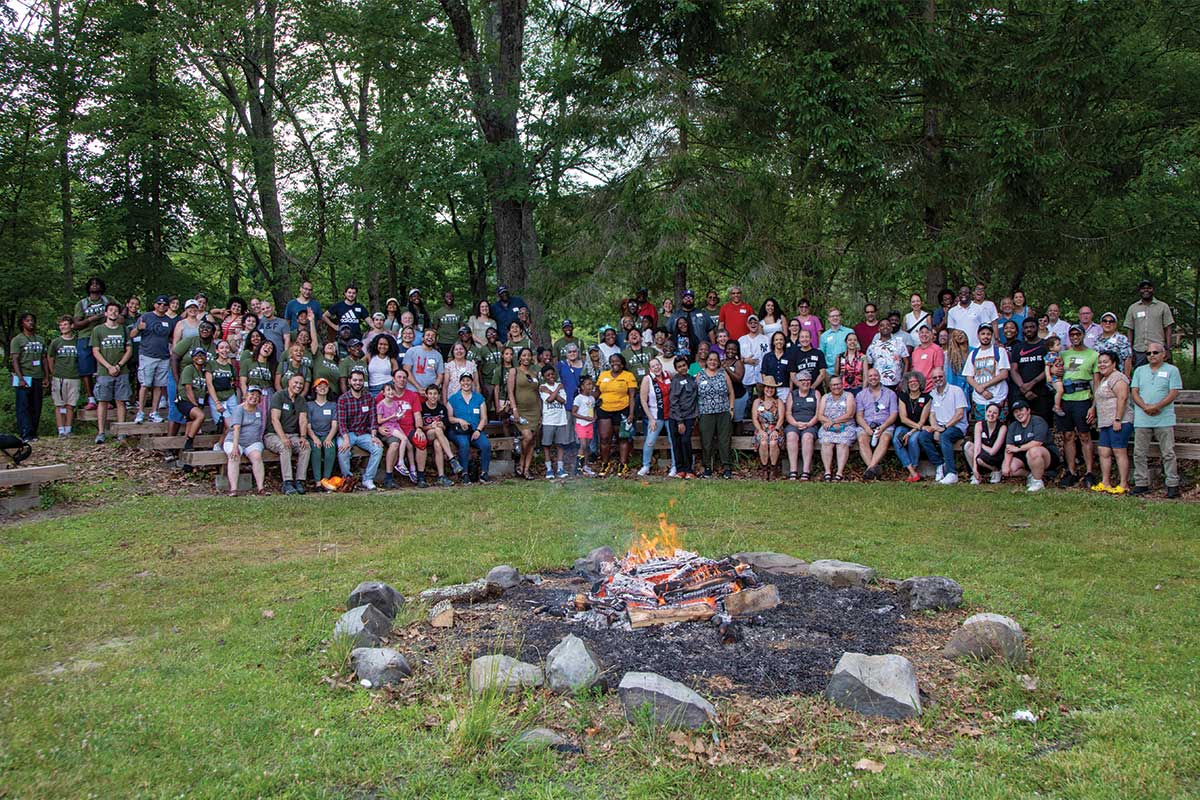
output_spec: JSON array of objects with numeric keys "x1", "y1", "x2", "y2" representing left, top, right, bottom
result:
[{"x1": 7, "y1": 276, "x2": 1184, "y2": 497}]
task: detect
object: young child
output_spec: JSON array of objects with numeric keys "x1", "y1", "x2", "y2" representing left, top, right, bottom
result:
[
  {"x1": 539, "y1": 365, "x2": 569, "y2": 479},
  {"x1": 47, "y1": 315, "x2": 82, "y2": 436},
  {"x1": 572, "y1": 375, "x2": 597, "y2": 476},
  {"x1": 376, "y1": 383, "x2": 414, "y2": 489},
  {"x1": 1043, "y1": 335, "x2": 1065, "y2": 416}
]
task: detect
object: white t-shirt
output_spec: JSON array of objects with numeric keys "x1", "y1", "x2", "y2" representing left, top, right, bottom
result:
[
  {"x1": 599, "y1": 342, "x2": 622, "y2": 364},
  {"x1": 947, "y1": 301, "x2": 998, "y2": 348},
  {"x1": 737, "y1": 332, "x2": 770, "y2": 385},
  {"x1": 540, "y1": 381, "x2": 568, "y2": 426},
  {"x1": 572, "y1": 394, "x2": 595, "y2": 430},
  {"x1": 962, "y1": 343, "x2": 1011, "y2": 405}
]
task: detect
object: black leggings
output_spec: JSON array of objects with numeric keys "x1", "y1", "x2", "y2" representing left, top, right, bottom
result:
[{"x1": 670, "y1": 417, "x2": 695, "y2": 473}]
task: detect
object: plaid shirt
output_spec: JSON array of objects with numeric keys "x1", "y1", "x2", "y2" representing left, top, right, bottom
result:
[{"x1": 337, "y1": 390, "x2": 376, "y2": 436}]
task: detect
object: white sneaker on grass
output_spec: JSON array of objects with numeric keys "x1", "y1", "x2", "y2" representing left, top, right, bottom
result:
[
  {"x1": 637, "y1": 465, "x2": 651, "y2": 476},
  {"x1": 990, "y1": 471, "x2": 1002, "y2": 484},
  {"x1": 970, "y1": 475, "x2": 980, "y2": 485},
  {"x1": 667, "y1": 468, "x2": 678, "y2": 478},
  {"x1": 362, "y1": 480, "x2": 377, "y2": 491},
  {"x1": 148, "y1": 412, "x2": 164, "y2": 423},
  {"x1": 939, "y1": 473, "x2": 958, "y2": 485},
  {"x1": 935, "y1": 464, "x2": 944, "y2": 482},
  {"x1": 1027, "y1": 478, "x2": 1045, "y2": 493}
]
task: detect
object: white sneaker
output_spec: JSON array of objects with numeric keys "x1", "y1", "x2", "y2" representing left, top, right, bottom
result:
[
  {"x1": 989, "y1": 471, "x2": 1002, "y2": 484},
  {"x1": 667, "y1": 468, "x2": 678, "y2": 478},
  {"x1": 1027, "y1": 479, "x2": 1045, "y2": 493},
  {"x1": 637, "y1": 466, "x2": 651, "y2": 476},
  {"x1": 362, "y1": 480, "x2": 377, "y2": 491},
  {"x1": 939, "y1": 473, "x2": 959, "y2": 485},
  {"x1": 970, "y1": 475, "x2": 980, "y2": 485},
  {"x1": 395, "y1": 464, "x2": 410, "y2": 479},
  {"x1": 935, "y1": 464, "x2": 944, "y2": 482},
  {"x1": 148, "y1": 412, "x2": 164, "y2": 423},
  {"x1": 133, "y1": 411, "x2": 146, "y2": 424}
]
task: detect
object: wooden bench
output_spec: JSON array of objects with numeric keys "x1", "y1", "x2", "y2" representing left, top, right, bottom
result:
[{"x1": 0, "y1": 464, "x2": 70, "y2": 515}]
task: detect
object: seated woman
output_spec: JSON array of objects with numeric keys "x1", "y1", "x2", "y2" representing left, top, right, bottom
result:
[
  {"x1": 223, "y1": 384, "x2": 267, "y2": 496},
  {"x1": 817, "y1": 374, "x2": 858, "y2": 482},
  {"x1": 176, "y1": 347, "x2": 211, "y2": 454},
  {"x1": 784, "y1": 370, "x2": 821, "y2": 481},
  {"x1": 965, "y1": 402, "x2": 1007, "y2": 484},
  {"x1": 307, "y1": 378, "x2": 339, "y2": 489},
  {"x1": 1002, "y1": 399, "x2": 1061, "y2": 493},
  {"x1": 205, "y1": 339, "x2": 239, "y2": 432},
  {"x1": 376, "y1": 382, "x2": 414, "y2": 490},
  {"x1": 893, "y1": 371, "x2": 931, "y2": 483},
  {"x1": 752, "y1": 375, "x2": 784, "y2": 479}
]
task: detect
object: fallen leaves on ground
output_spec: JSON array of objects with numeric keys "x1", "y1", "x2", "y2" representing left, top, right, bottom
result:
[{"x1": 853, "y1": 758, "x2": 885, "y2": 773}]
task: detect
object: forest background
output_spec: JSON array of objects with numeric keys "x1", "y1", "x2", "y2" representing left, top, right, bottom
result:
[{"x1": 3, "y1": 0, "x2": 1200, "y2": 348}]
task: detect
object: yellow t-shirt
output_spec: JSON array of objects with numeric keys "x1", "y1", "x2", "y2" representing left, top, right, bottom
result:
[{"x1": 598, "y1": 369, "x2": 638, "y2": 412}]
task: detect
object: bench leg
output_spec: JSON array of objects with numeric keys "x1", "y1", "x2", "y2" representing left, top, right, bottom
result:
[{"x1": 1, "y1": 484, "x2": 42, "y2": 515}]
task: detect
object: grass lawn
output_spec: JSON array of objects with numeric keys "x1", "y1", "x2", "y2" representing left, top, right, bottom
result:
[{"x1": 0, "y1": 481, "x2": 1197, "y2": 799}]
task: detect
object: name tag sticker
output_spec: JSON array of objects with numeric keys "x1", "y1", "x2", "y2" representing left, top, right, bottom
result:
[
  {"x1": 282, "y1": 403, "x2": 290, "y2": 410},
  {"x1": 806, "y1": 396, "x2": 814, "y2": 403},
  {"x1": 1014, "y1": 434, "x2": 1023, "y2": 442},
  {"x1": 361, "y1": 405, "x2": 368, "y2": 413},
  {"x1": 1158, "y1": 371, "x2": 1168, "y2": 378},
  {"x1": 876, "y1": 402, "x2": 884, "y2": 411},
  {"x1": 1137, "y1": 311, "x2": 1146, "y2": 318},
  {"x1": 323, "y1": 409, "x2": 332, "y2": 416},
  {"x1": 32, "y1": 360, "x2": 40, "y2": 366}
]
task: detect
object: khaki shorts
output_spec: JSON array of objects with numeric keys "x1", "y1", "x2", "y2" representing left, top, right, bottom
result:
[{"x1": 51, "y1": 377, "x2": 81, "y2": 407}]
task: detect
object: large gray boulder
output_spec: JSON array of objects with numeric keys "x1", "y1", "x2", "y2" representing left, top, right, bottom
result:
[
  {"x1": 944, "y1": 613, "x2": 1026, "y2": 666},
  {"x1": 485, "y1": 565, "x2": 521, "y2": 591},
  {"x1": 469, "y1": 655, "x2": 544, "y2": 694},
  {"x1": 573, "y1": 546, "x2": 616, "y2": 575},
  {"x1": 732, "y1": 552, "x2": 811, "y2": 577},
  {"x1": 899, "y1": 576, "x2": 963, "y2": 611},
  {"x1": 350, "y1": 647, "x2": 412, "y2": 687},
  {"x1": 808, "y1": 559, "x2": 876, "y2": 588},
  {"x1": 346, "y1": 581, "x2": 406, "y2": 619},
  {"x1": 824, "y1": 652, "x2": 922, "y2": 720},
  {"x1": 418, "y1": 579, "x2": 500, "y2": 605},
  {"x1": 618, "y1": 672, "x2": 716, "y2": 729},
  {"x1": 333, "y1": 604, "x2": 391, "y2": 647},
  {"x1": 545, "y1": 634, "x2": 604, "y2": 693}
]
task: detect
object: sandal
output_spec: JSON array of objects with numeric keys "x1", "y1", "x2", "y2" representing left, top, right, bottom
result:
[
  {"x1": 800, "y1": 472, "x2": 810, "y2": 481},
  {"x1": 228, "y1": 490, "x2": 240, "y2": 498},
  {"x1": 823, "y1": 473, "x2": 832, "y2": 482},
  {"x1": 788, "y1": 471, "x2": 798, "y2": 481},
  {"x1": 834, "y1": 474, "x2": 845, "y2": 482}
]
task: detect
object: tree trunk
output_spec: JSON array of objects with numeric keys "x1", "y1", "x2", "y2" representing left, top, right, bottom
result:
[
  {"x1": 49, "y1": 0, "x2": 75, "y2": 294},
  {"x1": 920, "y1": 0, "x2": 946, "y2": 302}
]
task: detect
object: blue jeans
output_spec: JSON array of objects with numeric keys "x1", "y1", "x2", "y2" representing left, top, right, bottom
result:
[
  {"x1": 917, "y1": 426, "x2": 965, "y2": 476},
  {"x1": 338, "y1": 433, "x2": 382, "y2": 482},
  {"x1": 642, "y1": 419, "x2": 676, "y2": 470},
  {"x1": 165, "y1": 372, "x2": 186, "y2": 424},
  {"x1": 14, "y1": 380, "x2": 44, "y2": 439},
  {"x1": 733, "y1": 392, "x2": 750, "y2": 422},
  {"x1": 451, "y1": 431, "x2": 491, "y2": 476},
  {"x1": 892, "y1": 425, "x2": 922, "y2": 468}
]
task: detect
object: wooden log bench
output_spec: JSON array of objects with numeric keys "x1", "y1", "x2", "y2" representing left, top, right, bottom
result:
[{"x1": 0, "y1": 464, "x2": 70, "y2": 515}]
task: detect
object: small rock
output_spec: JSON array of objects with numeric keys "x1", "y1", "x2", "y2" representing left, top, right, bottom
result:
[
  {"x1": 485, "y1": 565, "x2": 520, "y2": 591},
  {"x1": 898, "y1": 576, "x2": 963, "y2": 611},
  {"x1": 333, "y1": 604, "x2": 391, "y2": 647},
  {"x1": 808, "y1": 559, "x2": 876, "y2": 588},
  {"x1": 347, "y1": 581, "x2": 406, "y2": 619},
  {"x1": 824, "y1": 652, "x2": 922, "y2": 720},
  {"x1": 469, "y1": 655, "x2": 544, "y2": 694},
  {"x1": 1012, "y1": 709, "x2": 1038, "y2": 723},
  {"x1": 943, "y1": 613, "x2": 1026, "y2": 666},
  {"x1": 516, "y1": 727, "x2": 575, "y2": 751},
  {"x1": 573, "y1": 546, "x2": 616, "y2": 575},
  {"x1": 351, "y1": 647, "x2": 412, "y2": 687},
  {"x1": 428, "y1": 599, "x2": 454, "y2": 628},
  {"x1": 723, "y1": 585, "x2": 781, "y2": 616},
  {"x1": 418, "y1": 579, "x2": 500, "y2": 605},
  {"x1": 545, "y1": 634, "x2": 604, "y2": 693},
  {"x1": 732, "y1": 552, "x2": 811, "y2": 576},
  {"x1": 617, "y1": 671, "x2": 716, "y2": 729}
]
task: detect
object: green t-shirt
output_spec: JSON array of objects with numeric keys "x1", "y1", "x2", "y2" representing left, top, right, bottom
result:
[
  {"x1": 280, "y1": 361, "x2": 311, "y2": 388},
  {"x1": 339, "y1": 356, "x2": 368, "y2": 380},
  {"x1": 472, "y1": 344, "x2": 503, "y2": 385},
  {"x1": 48, "y1": 336, "x2": 81, "y2": 379},
  {"x1": 75, "y1": 295, "x2": 110, "y2": 341},
  {"x1": 553, "y1": 336, "x2": 581, "y2": 362},
  {"x1": 312, "y1": 356, "x2": 341, "y2": 389},
  {"x1": 432, "y1": 305, "x2": 463, "y2": 345},
  {"x1": 174, "y1": 335, "x2": 218, "y2": 360},
  {"x1": 179, "y1": 364, "x2": 209, "y2": 404},
  {"x1": 92, "y1": 323, "x2": 129, "y2": 374},
  {"x1": 269, "y1": 390, "x2": 305, "y2": 434},
  {"x1": 1061, "y1": 347, "x2": 1098, "y2": 401},
  {"x1": 10, "y1": 334, "x2": 46, "y2": 377},
  {"x1": 508, "y1": 336, "x2": 533, "y2": 354},
  {"x1": 206, "y1": 361, "x2": 237, "y2": 401},
  {"x1": 621, "y1": 345, "x2": 657, "y2": 383},
  {"x1": 243, "y1": 357, "x2": 275, "y2": 388}
]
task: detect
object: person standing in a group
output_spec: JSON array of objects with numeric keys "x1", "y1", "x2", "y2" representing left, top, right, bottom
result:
[
  {"x1": 793, "y1": 298, "x2": 822, "y2": 344},
  {"x1": 1130, "y1": 343, "x2": 1182, "y2": 498},
  {"x1": 402, "y1": 329, "x2": 445, "y2": 393},
  {"x1": 819, "y1": 308, "x2": 851, "y2": 368},
  {"x1": 1056, "y1": 325, "x2": 1098, "y2": 489},
  {"x1": 47, "y1": 316, "x2": 81, "y2": 437},
  {"x1": 10, "y1": 313, "x2": 47, "y2": 441},
  {"x1": 962, "y1": 324, "x2": 1010, "y2": 420},
  {"x1": 667, "y1": 289, "x2": 715, "y2": 345},
  {"x1": 323, "y1": 284, "x2": 369, "y2": 339},
  {"x1": 92, "y1": 302, "x2": 133, "y2": 443},
  {"x1": 431, "y1": 290, "x2": 462, "y2": 359},
  {"x1": 132, "y1": 295, "x2": 177, "y2": 424},
  {"x1": 284, "y1": 280, "x2": 321, "y2": 331},
  {"x1": 718, "y1": 286, "x2": 754, "y2": 341},
  {"x1": 493, "y1": 285, "x2": 526, "y2": 342},
  {"x1": 852, "y1": 303, "x2": 880, "y2": 348},
  {"x1": 909, "y1": 324, "x2": 943, "y2": 391},
  {"x1": 1123, "y1": 279, "x2": 1174, "y2": 368},
  {"x1": 73, "y1": 277, "x2": 110, "y2": 411},
  {"x1": 1008, "y1": 317, "x2": 1050, "y2": 422},
  {"x1": 864, "y1": 319, "x2": 909, "y2": 390}
]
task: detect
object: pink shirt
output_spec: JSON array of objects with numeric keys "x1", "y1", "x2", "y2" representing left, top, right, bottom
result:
[
  {"x1": 794, "y1": 314, "x2": 823, "y2": 345},
  {"x1": 911, "y1": 343, "x2": 945, "y2": 391}
]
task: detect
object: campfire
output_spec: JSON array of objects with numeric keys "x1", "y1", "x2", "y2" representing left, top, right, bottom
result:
[{"x1": 574, "y1": 514, "x2": 769, "y2": 631}]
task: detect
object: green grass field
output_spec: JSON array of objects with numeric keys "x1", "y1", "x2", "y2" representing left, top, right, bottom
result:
[{"x1": 0, "y1": 482, "x2": 1197, "y2": 799}]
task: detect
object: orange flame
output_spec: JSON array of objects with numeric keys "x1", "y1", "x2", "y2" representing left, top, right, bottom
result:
[{"x1": 625, "y1": 512, "x2": 683, "y2": 564}]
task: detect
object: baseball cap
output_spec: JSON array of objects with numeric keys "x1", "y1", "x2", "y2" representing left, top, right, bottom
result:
[
  {"x1": 1100, "y1": 311, "x2": 1118, "y2": 322},
  {"x1": 184, "y1": 299, "x2": 200, "y2": 310},
  {"x1": 637, "y1": 286, "x2": 648, "y2": 294},
  {"x1": 313, "y1": 377, "x2": 330, "y2": 389},
  {"x1": 1138, "y1": 279, "x2": 1154, "y2": 288},
  {"x1": 562, "y1": 319, "x2": 573, "y2": 328},
  {"x1": 682, "y1": 289, "x2": 694, "y2": 297},
  {"x1": 189, "y1": 347, "x2": 208, "y2": 358},
  {"x1": 385, "y1": 297, "x2": 399, "y2": 307},
  {"x1": 588, "y1": 344, "x2": 600, "y2": 352},
  {"x1": 348, "y1": 338, "x2": 363, "y2": 348},
  {"x1": 1069, "y1": 324, "x2": 1085, "y2": 334},
  {"x1": 246, "y1": 384, "x2": 264, "y2": 394},
  {"x1": 458, "y1": 324, "x2": 470, "y2": 333},
  {"x1": 154, "y1": 294, "x2": 170, "y2": 305},
  {"x1": 497, "y1": 284, "x2": 509, "y2": 295},
  {"x1": 977, "y1": 322, "x2": 993, "y2": 332},
  {"x1": 372, "y1": 311, "x2": 385, "y2": 319},
  {"x1": 1011, "y1": 399, "x2": 1029, "y2": 412},
  {"x1": 748, "y1": 313, "x2": 760, "y2": 322},
  {"x1": 408, "y1": 288, "x2": 421, "y2": 297}
]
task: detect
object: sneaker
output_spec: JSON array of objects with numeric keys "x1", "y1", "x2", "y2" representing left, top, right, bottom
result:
[
  {"x1": 148, "y1": 412, "x2": 164, "y2": 423},
  {"x1": 989, "y1": 471, "x2": 1002, "y2": 484},
  {"x1": 438, "y1": 476, "x2": 454, "y2": 487},
  {"x1": 478, "y1": 474, "x2": 493, "y2": 484},
  {"x1": 94, "y1": 433, "x2": 106, "y2": 444},
  {"x1": 133, "y1": 411, "x2": 146, "y2": 424},
  {"x1": 1027, "y1": 478, "x2": 1045, "y2": 493},
  {"x1": 545, "y1": 467, "x2": 554, "y2": 479},
  {"x1": 417, "y1": 477, "x2": 429, "y2": 488},
  {"x1": 939, "y1": 473, "x2": 959, "y2": 485},
  {"x1": 618, "y1": 463, "x2": 630, "y2": 476},
  {"x1": 450, "y1": 457, "x2": 464, "y2": 475},
  {"x1": 462, "y1": 475, "x2": 474, "y2": 485},
  {"x1": 721, "y1": 469, "x2": 733, "y2": 480},
  {"x1": 935, "y1": 464, "x2": 944, "y2": 482},
  {"x1": 1130, "y1": 485, "x2": 1150, "y2": 496},
  {"x1": 1083, "y1": 472, "x2": 1096, "y2": 489},
  {"x1": 970, "y1": 475, "x2": 980, "y2": 485},
  {"x1": 1107, "y1": 485, "x2": 1126, "y2": 495},
  {"x1": 1059, "y1": 471, "x2": 1077, "y2": 488},
  {"x1": 701, "y1": 469, "x2": 713, "y2": 479},
  {"x1": 580, "y1": 465, "x2": 596, "y2": 477},
  {"x1": 667, "y1": 468, "x2": 678, "y2": 478},
  {"x1": 556, "y1": 470, "x2": 569, "y2": 479},
  {"x1": 395, "y1": 463, "x2": 410, "y2": 480},
  {"x1": 1166, "y1": 486, "x2": 1180, "y2": 499},
  {"x1": 637, "y1": 466, "x2": 651, "y2": 477},
  {"x1": 84, "y1": 400, "x2": 97, "y2": 411},
  {"x1": 1091, "y1": 482, "x2": 1110, "y2": 493},
  {"x1": 382, "y1": 475, "x2": 396, "y2": 489},
  {"x1": 282, "y1": 481, "x2": 297, "y2": 495},
  {"x1": 294, "y1": 481, "x2": 306, "y2": 495},
  {"x1": 362, "y1": 480, "x2": 377, "y2": 491}
]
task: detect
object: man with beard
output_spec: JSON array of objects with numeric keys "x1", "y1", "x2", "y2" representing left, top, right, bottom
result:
[
  {"x1": 323, "y1": 284, "x2": 369, "y2": 339},
  {"x1": 1008, "y1": 317, "x2": 1050, "y2": 423},
  {"x1": 1124, "y1": 279, "x2": 1174, "y2": 369},
  {"x1": 667, "y1": 289, "x2": 715, "y2": 344}
]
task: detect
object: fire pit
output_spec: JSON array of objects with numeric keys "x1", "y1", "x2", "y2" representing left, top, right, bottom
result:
[{"x1": 576, "y1": 515, "x2": 764, "y2": 632}]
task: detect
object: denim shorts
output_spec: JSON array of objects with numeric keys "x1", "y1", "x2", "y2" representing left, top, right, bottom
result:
[{"x1": 1098, "y1": 423, "x2": 1132, "y2": 449}]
